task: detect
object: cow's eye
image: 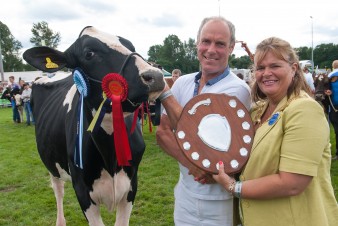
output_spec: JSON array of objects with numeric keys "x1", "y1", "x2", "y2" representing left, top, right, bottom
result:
[{"x1": 85, "y1": 51, "x2": 95, "y2": 59}]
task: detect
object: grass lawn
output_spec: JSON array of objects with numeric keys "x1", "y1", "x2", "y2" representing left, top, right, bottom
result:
[{"x1": 0, "y1": 106, "x2": 337, "y2": 225}]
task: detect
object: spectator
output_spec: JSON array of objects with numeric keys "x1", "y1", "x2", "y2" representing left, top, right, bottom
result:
[
  {"x1": 303, "y1": 66, "x2": 315, "y2": 93},
  {"x1": 7, "y1": 76, "x2": 21, "y2": 123},
  {"x1": 236, "y1": 72, "x2": 244, "y2": 80},
  {"x1": 171, "y1": 69, "x2": 182, "y2": 83},
  {"x1": 21, "y1": 83, "x2": 35, "y2": 126},
  {"x1": 325, "y1": 60, "x2": 338, "y2": 160}
]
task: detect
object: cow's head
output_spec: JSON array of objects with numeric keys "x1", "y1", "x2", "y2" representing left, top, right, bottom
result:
[{"x1": 23, "y1": 26, "x2": 165, "y2": 112}]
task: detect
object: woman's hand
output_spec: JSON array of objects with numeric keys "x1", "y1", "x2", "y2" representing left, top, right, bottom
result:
[{"x1": 212, "y1": 161, "x2": 236, "y2": 192}]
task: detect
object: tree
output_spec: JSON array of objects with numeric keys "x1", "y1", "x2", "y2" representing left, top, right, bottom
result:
[
  {"x1": 30, "y1": 21, "x2": 61, "y2": 48},
  {"x1": 314, "y1": 43, "x2": 338, "y2": 69},
  {"x1": 147, "y1": 35, "x2": 199, "y2": 74},
  {"x1": 295, "y1": 46, "x2": 312, "y2": 61},
  {"x1": 0, "y1": 21, "x2": 24, "y2": 72},
  {"x1": 230, "y1": 55, "x2": 252, "y2": 69}
]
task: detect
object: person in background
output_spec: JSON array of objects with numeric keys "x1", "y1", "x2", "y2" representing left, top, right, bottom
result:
[
  {"x1": 325, "y1": 60, "x2": 338, "y2": 160},
  {"x1": 213, "y1": 37, "x2": 338, "y2": 226},
  {"x1": 21, "y1": 83, "x2": 34, "y2": 126},
  {"x1": 171, "y1": 69, "x2": 182, "y2": 83},
  {"x1": 7, "y1": 76, "x2": 21, "y2": 123},
  {"x1": 303, "y1": 66, "x2": 315, "y2": 93},
  {"x1": 236, "y1": 72, "x2": 244, "y2": 80},
  {"x1": 156, "y1": 16, "x2": 251, "y2": 226}
]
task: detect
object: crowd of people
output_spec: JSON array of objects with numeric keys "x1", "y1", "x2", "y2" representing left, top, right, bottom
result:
[
  {"x1": 0, "y1": 76, "x2": 35, "y2": 126},
  {"x1": 156, "y1": 16, "x2": 338, "y2": 226}
]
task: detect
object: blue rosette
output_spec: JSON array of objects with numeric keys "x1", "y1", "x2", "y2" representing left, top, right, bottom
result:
[{"x1": 73, "y1": 68, "x2": 90, "y2": 169}]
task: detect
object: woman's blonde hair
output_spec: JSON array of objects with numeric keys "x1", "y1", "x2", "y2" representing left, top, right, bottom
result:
[{"x1": 251, "y1": 37, "x2": 312, "y2": 102}]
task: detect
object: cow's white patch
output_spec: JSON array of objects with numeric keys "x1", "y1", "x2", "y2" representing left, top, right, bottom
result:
[
  {"x1": 34, "y1": 72, "x2": 72, "y2": 84},
  {"x1": 81, "y1": 27, "x2": 130, "y2": 56},
  {"x1": 55, "y1": 163, "x2": 71, "y2": 181},
  {"x1": 63, "y1": 85, "x2": 77, "y2": 113},
  {"x1": 89, "y1": 169, "x2": 132, "y2": 212},
  {"x1": 91, "y1": 110, "x2": 133, "y2": 135}
]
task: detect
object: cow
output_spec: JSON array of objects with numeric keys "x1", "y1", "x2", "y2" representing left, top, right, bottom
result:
[
  {"x1": 314, "y1": 73, "x2": 330, "y2": 114},
  {"x1": 22, "y1": 26, "x2": 165, "y2": 226}
]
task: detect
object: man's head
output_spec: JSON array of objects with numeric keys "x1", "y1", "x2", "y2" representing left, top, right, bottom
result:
[
  {"x1": 196, "y1": 17, "x2": 235, "y2": 77},
  {"x1": 332, "y1": 60, "x2": 338, "y2": 69},
  {"x1": 303, "y1": 67, "x2": 309, "y2": 73},
  {"x1": 171, "y1": 69, "x2": 182, "y2": 82},
  {"x1": 23, "y1": 83, "x2": 29, "y2": 90},
  {"x1": 9, "y1": 76, "x2": 14, "y2": 83}
]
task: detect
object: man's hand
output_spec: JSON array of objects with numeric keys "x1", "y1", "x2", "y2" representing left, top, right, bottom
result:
[
  {"x1": 188, "y1": 164, "x2": 216, "y2": 184},
  {"x1": 324, "y1": 89, "x2": 332, "y2": 95}
]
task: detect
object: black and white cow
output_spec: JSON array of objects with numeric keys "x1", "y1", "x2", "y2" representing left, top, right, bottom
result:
[{"x1": 23, "y1": 26, "x2": 165, "y2": 226}]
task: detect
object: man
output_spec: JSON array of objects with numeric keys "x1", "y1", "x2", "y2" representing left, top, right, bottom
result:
[
  {"x1": 303, "y1": 66, "x2": 315, "y2": 93},
  {"x1": 156, "y1": 17, "x2": 251, "y2": 225},
  {"x1": 7, "y1": 76, "x2": 21, "y2": 123},
  {"x1": 171, "y1": 69, "x2": 182, "y2": 83},
  {"x1": 21, "y1": 83, "x2": 35, "y2": 126},
  {"x1": 325, "y1": 60, "x2": 338, "y2": 160}
]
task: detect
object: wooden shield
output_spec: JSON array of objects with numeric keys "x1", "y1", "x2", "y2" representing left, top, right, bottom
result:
[{"x1": 175, "y1": 93, "x2": 254, "y2": 175}]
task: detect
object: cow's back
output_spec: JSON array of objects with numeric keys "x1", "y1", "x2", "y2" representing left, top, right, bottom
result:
[{"x1": 31, "y1": 73, "x2": 75, "y2": 177}]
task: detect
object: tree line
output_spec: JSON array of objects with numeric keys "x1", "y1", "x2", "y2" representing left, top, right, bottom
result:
[{"x1": 1, "y1": 21, "x2": 338, "y2": 75}]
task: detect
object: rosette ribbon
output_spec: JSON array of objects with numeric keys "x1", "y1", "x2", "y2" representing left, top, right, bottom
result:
[
  {"x1": 73, "y1": 69, "x2": 89, "y2": 169},
  {"x1": 87, "y1": 92, "x2": 110, "y2": 133},
  {"x1": 102, "y1": 73, "x2": 132, "y2": 166}
]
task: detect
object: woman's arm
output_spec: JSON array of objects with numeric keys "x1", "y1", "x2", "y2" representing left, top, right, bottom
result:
[{"x1": 213, "y1": 162, "x2": 313, "y2": 199}]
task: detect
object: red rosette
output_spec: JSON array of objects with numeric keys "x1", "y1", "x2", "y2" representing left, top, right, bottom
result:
[
  {"x1": 102, "y1": 73, "x2": 128, "y2": 101},
  {"x1": 101, "y1": 73, "x2": 131, "y2": 166}
]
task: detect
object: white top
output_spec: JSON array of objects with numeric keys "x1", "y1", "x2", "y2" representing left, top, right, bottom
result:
[
  {"x1": 168, "y1": 70, "x2": 251, "y2": 200},
  {"x1": 304, "y1": 72, "x2": 315, "y2": 92}
]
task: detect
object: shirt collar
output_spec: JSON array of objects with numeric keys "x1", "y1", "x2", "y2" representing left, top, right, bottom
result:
[{"x1": 194, "y1": 66, "x2": 230, "y2": 86}]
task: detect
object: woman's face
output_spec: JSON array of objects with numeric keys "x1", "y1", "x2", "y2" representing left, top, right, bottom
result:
[{"x1": 255, "y1": 51, "x2": 297, "y2": 103}]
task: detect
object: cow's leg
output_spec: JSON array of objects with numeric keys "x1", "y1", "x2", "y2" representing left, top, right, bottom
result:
[
  {"x1": 50, "y1": 175, "x2": 66, "y2": 226},
  {"x1": 84, "y1": 204, "x2": 105, "y2": 226},
  {"x1": 114, "y1": 195, "x2": 133, "y2": 226}
]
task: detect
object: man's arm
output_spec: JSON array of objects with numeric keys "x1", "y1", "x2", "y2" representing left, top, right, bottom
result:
[
  {"x1": 156, "y1": 114, "x2": 214, "y2": 182},
  {"x1": 156, "y1": 89, "x2": 215, "y2": 183}
]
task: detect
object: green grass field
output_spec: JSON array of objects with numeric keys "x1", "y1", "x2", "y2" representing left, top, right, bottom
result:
[{"x1": 0, "y1": 107, "x2": 337, "y2": 225}]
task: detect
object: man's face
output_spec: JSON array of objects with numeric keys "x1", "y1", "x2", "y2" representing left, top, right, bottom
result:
[
  {"x1": 172, "y1": 73, "x2": 179, "y2": 82},
  {"x1": 196, "y1": 20, "x2": 234, "y2": 77}
]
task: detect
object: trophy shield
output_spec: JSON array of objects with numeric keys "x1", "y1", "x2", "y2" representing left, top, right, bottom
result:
[{"x1": 175, "y1": 93, "x2": 254, "y2": 175}]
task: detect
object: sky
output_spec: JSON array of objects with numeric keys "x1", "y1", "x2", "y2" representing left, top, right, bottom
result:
[{"x1": 1, "y1": 0, "x2": 338, "y2": 60}]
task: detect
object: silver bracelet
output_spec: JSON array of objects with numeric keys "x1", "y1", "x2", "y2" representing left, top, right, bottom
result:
[
  {"x1": 234, "y1": 181, "x2": 242, "y2": 198},
  {"x1": 158, "y1": 90, "x2": 173, "y2": 101}
]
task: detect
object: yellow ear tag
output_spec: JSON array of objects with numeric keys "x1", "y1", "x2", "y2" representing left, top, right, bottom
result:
[{"x1": 45, "y1": 57, "x2": 59, "y2": 69}]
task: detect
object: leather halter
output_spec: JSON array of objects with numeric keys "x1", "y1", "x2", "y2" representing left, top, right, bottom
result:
[{"x1": 87, "y1": 52, "x2": 145, "y2": 107}]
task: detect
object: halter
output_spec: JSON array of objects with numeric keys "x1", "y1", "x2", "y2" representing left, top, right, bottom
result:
[{"x1": 87, "y1": 52, "x2": 145, "y2": 107}]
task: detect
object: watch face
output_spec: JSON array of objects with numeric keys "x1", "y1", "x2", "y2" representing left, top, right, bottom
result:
[{"x1": 175, "y1": 93, "x2": 254, "y2": 175}]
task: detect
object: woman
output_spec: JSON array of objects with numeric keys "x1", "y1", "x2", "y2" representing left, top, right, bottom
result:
[{"x1": 213, "y1": 37, "x2": 338, "y2": 226}]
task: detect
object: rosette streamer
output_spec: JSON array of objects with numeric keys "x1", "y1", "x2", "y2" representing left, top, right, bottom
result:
[
  {"x1": 87, "y1": 93, "x2": 111, "y2": 133},
  {"x1": 102, "y1": 73, "x2": 132, "y2": 166},
  {"x1": 73, "y1": 69, "x2": 89, "y2": 169}
]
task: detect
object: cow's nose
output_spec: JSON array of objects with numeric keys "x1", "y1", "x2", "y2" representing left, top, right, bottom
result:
[{"x1": 141, "y1": 71, "x2": 165, "y2": 92}]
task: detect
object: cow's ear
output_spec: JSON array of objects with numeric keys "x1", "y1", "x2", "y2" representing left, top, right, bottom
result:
[
  {"x1": 23, "y1": 47, "x2": 67, "y2": 73},
  {"x1": 118, "y1": 36, "x2": 135, "y2": 52}
]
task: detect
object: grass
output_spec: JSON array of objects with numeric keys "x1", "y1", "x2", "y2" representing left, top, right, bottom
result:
[
  {"x1": 0, "y1": 107, "x2": 178, "y2": 225},
  {"x1": 0, "y1": 107, "x2": 337, "y2": 225}
]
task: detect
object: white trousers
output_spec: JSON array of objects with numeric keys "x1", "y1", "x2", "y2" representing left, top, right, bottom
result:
[{"x1": 174, "y1": 184, "x2": 233, "y2": 226}]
